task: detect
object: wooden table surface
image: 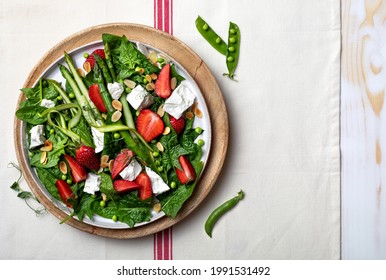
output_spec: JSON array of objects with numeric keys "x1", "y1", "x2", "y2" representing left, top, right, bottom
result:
[{"x1": 342, "y1": 0, "x2": 386, "y2": 259}]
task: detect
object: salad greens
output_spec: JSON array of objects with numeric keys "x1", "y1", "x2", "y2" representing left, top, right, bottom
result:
[{"x1": 15, "y1": 33, "x2": 206, "y2": 227}]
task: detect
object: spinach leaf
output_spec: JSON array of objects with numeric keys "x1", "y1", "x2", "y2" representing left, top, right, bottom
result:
[
  {"x1": 35, "y1": 167, "x2": 62, "y2": 201},
  {"x1": 71, "y1": 117, "x2": 94, "y2": 148},
  {"x1": 30, "y1": 135, "x2": 67, "y2": 168},
  {"x1": 74, "y1": 193, "x2": 96, "y2": 221},
  {"x1": 171, "y1": 64, "x2": 185, "y2": 84},
  {"x1": 99, "y1": 172, "x2": 117, "y2": 202},
  {"x1": 15, "y1": 105, "x2": 47, "y2": 125},
  {"x1": 42, "y1": 80, "x2": 59, "y2": 100}
]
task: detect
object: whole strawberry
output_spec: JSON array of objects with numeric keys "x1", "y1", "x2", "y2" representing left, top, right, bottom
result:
[
  {"x1": 75, "y1": 145, "x2": 100, "y2": 171},
  {"x1": 169, "y1": 115, "x2": 186, "y2": 135}
]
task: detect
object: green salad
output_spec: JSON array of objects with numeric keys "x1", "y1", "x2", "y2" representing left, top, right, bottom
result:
[{"x1": 16, "y1": 33, "x2": 205, "y2": 227}]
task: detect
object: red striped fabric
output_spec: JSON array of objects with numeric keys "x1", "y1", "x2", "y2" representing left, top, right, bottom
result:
[{"x1": 153, "y1": 0, "x2": 173, "y2": 260}]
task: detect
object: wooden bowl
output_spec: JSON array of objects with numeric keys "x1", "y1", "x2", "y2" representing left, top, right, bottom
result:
[{"x1": 14, "y1": 23, "x2": 228, "y2": 239}]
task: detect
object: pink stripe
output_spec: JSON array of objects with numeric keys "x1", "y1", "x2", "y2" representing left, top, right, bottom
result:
[{"x1": 154, "y1": 0, "x2": 173, "y2": 261}]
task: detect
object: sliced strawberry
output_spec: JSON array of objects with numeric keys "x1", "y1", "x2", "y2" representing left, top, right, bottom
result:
[
  {"x1": 169, "y1": 115, "x2": 186, "y2": 135},
  {"x1": 75, "y1": 145, "x2": 100, "y2": 170},
  {"x1": 55, "y1": 179, "x2": 75, "y2": 207},
  {"x1": 175, "y1": 155, "x2": 196, "y2": 184},
  {"x1": 84, "y1": 49, "x2": 106, "y2": 69},
  {"x1": 135, "y1": 172, "x2": 153, "y2": 200},
  {"x1": 155, "y1": 64, "x2": 171, "y2": 98},
  {"x1": 88, "y1": 84, "x2": 107, "y2": 113},
  {"x1": 136, "y1": 109, "x2": 165, "y2": 142},
  {"x1": 111, "y1": 149, "x2": 135, "y2": 179},
  {"x1": 113, "y1": 179, "x2": 141, "y2": 194},
  {"x1": 64, "y1": 155, "x2": 87, "y2": 183}
]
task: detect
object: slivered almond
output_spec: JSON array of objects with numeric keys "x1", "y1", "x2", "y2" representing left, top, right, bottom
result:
[
  {"x1": 137, "y1": 68, "x2": 145, "y2": 75},
  {"x1": 59, "y1": 161, "x2": 67, "y2": 174},
  {"x1": 156, "y1": 142, "x2": 164, "y2": 152},
  {"x1": 124, "y1": 79, "x2": 136, "y2": 89},
  {"x1": 101, "y1": 155, "x2": 109, "y2": 164},
  {"x1": 145, "y1": 74, "x2": 152, "y2": 83},
  {"x1": 76, "y1": 68, "x2": 85, "y2": 77},
  {"x1": 150, "y1": 73, "x2": 157, "y2": 80},
  {"x1": 186, "y1": 111, "x2": 194, "y2": 120},
  {"x1": 146, "y1": 82, "x2": 155, "y2": 91},
  {"x1": 40, "y1": 152, "x2": 47, "y2": 164},
  {"x1": 111, "y1": 111, "x2": 122, "y2": 122},
  {"x1": 191, "y1": 101, "x2": 198, "y2": 112},
  {"x1": 112, "y1": 100, "x2": 122, "y2": 111},
  {"x1": 40, "y1": 140, "x2": 53, "y2": 152},
  {"x1": 101, "y1": 113, "x2": 107, "y2": 120},
  {"x1": 149, "y1": 51, "x2": 158, "y2": 64},
  {"x1": 171, "y1": 77, "x2": 177, "y2": 90},
  {"x1": 194, "y1": 107, "x2": 203, "y2": 118},
  {"x1": 83, "y1": 61, "x2": 91, "y2": 73},
  {"x1": 162, "y1": 127, "x2": 171, "y2": 135},
  {"x1": 153, "y1": 203, "x2": 161, "y2": 213},
  {"x1": 157, "y1": 104, "x2": 165, "y2": 117},
  {"x1": 98, "y1": 167, "x2": 104, "y2": 173},
  {"x1": 102, "y1": 193, "x2": 107, "y2": 202},
  {"x1": 109, "y1": 159, "x2": 114, "y2": 173}
]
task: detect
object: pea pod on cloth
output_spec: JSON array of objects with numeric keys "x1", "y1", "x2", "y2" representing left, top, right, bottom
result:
[
  {"x1": 224, "y1": 22, "x2": 241, "y2": 79},
  {"x1": 195, "y1": 16, "x2": 228, "y2": 56},
  {"x1": 204, "y1": 190, "x2": 244, "y2": 238}
]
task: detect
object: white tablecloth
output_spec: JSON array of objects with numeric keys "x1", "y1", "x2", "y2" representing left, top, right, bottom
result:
[{"x1": 0, "y1": 0, "x2": 340, "y2": 259}]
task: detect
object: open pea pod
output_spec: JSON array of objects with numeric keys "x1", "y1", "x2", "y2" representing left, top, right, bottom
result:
[
  {"x1": 195, "y1": 16, "x2": 228, "y2": 56},
  {"x1": 224, "y1": 22, "x2": 240, "y2": 79}
]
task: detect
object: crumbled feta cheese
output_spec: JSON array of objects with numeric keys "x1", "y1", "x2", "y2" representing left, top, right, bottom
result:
[
  {"x1": 163, "y1": 83, "x2": 195, "y2": 119},
  {"x1": 107, "y1": 82, "x2": 124, "y2": 100},
  {"x1": 126, "y1": 85, "x2": 154, "y2": 110},
  {"x1": 119, "y1": 158, "x2": 142, "y2": 181},
  {"x1": 136, "y1": 42, "x2": 149, "y2": 57},
  {"x1": 145, "y1": 166, "x2": 170, "y2": 196},
  {"x1": 29, "y1": 125, "x2": 45, "y2": 149},
  {"x1": 84, "y1": 173, "x2": 101, "y2": 195},
  {"x1": 91, "y1": 127, "x2": 104, "y2": 153},
  {"x1": 40, "y1": 99, "x2": 55, "y2": 108}
]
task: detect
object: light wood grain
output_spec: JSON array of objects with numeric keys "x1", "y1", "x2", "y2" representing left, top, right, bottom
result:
[
  {"x1": 342, "y1": 0, "x2": 386, "y2": 258},
  {"x1": 14, "y1": 23, "x2": 229, "y2": 239}
]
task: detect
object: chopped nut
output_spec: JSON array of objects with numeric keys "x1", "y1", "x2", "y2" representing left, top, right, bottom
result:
[
  {"x1": 111, "y1": 111, "x2": 122, "y2": 122},
  {"x1": 59, "y1": 161, "x2": 67, "y2": 174},
  {"x1": 112, "y1": 100, "x2": 122, "y2": 111},
  {"x1": 186, "y1": 111, "x2": 194, "y2": 120},
  {"x1": 40, "y1": 140, "x2": 53, "y2": 152},
  {"x1": 157, "y1": 104, "x2": 165, "y2": 117},
  {"x1": 123, "y1": 79, "x2": 136, "y2": 89},
  {"x1": 76, "y1": 68, "x2": 85, "y2": 77},
  {"x1": 101, "y1": 154, "x2": 109, "y2": 164},
  {"x1": 171, "y1": 77, "x2": 177, "y2": 90},
  {"x1": 145, "y1": 74, "x2": 152, "y2": 83},
  {"x1": 101, "y1": 193, "x2": 107, "y2": 202},
  {"x1": 109, "y1": 159, "x2": 114, "y2": 173},
  {"x1": 101, "y1": 113, "x2": 107, "y2": 120},
  {"x1": 149, "y1": 51, "x2": 158, "y2": 64},
  {"x1": 83, "y1": 61, "x2": 91, "y2": 73},
  {"x1": 194, "y1": 107, "x2": 203, "y2": 118},
  {"x1": 150, "y1": 73, "x2": 158, "y2": 80},
  {"x1": 153, "y1": 203, "x2": 162, "y2": 213},
  {"x1": 40, "y1": 152, "x2": 47, "y2": 164},
  {"x1": 191, "y1": 101, "x2": 198, "y2": 112},
  {"x1": 146, "y1": 82, "x2": 155, "y2": 91},
  {"x1": 162, "y1": 127, "x2": 171, "y2": 135},
  {"x1": 137, "y1": 68, "x2": 145, "y2": 75},
  {"x1": 156, "y1": 142, "x2": 164, "y2": 152}
]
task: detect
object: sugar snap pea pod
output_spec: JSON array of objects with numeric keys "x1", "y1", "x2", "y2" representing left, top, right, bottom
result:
[
  {"x1": 224, "y1": 22, "x2": 241, "y2": 79},
  {"x1": 195, "y1": 16, "x2": 228, "y2": 55},
  {"x1": 205, "y1": 190, "x2": 244, "y2": 238}
]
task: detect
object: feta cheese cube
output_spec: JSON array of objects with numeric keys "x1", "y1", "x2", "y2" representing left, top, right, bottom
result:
[
  {"x1": 163, "y1": 83, "x2": 195, "y2": 119},
  {"x1": 107, "y1": 82, "x2": 124, "y2": 100},
  {"x1": 145, "y1": 166, "x2": 170, "y2": 196},
  {"x1": 126, "y1": 85, "x2": 154, "y2": 110},
  {"x1": 91, "y1": 127, "x2": 104, "y2": 153},
  {"x1": 136, "y1": 42, "x2": 149, "y2": 57},
  {"x1": 119, "y1": 158, "x2": 142, "y2": 181},
  {"x1": 29, "y1": 125, "x2": 45, "y2": 149},
  {"x1": 84, "y1": 173, "x2": 101, "y2": 195},
  {"x1": 40, "y1": 99, "x2": 55, "y2": 108}
]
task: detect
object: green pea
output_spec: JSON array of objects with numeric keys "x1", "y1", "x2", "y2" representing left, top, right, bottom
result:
[
  {"x1": 195, "y1": 16, "x2": 227, "y2": 55},
  {"x1": 29, "y1": 151, "x2": 34, "y2": 157},
  {"x1": 227, "y1": 56, "x2": 234, "y2": 62},
  {"x1": 228, "y1": 46, "x2": 235, "y2": 52},
  {"x1": 61, "y1": 174, "x2": 67, "y2": 180},
  {"x1": 157, "y1": 57, "x2": 165, "y2": 63},
  {"x1": 114, "y1": 133, "x2": 120, "y2": 139},
  {"x1": 195, "y1": 127, "x2": 203, "y2": 134},
  {"x1": 69, "y1": 92, "x2": 75, "y2": 99},
  {"x1": 57, "y1": 96, "x2": 63, "y2": 101},
  {"x1": 83, "y1": 52, "x2": 89, "y2": 58},
  {"x1": 66, "y1": 179, "x2": 72, "y2": 184},
  {"x1": 198, "y1": 139, "x2": 205, "y2": 146},
  {"x1": 204, "y1": 190, "x2": 244, "y2": 238},
  {"x1": 135, "y1": 66, "x2": 141, "y2": 72},
  {"x1": 152, "y1": 151, "x2": 159, "y2": 157},
  {"x1": 215, "y1": 37, "x2": 221, "y2": 44},
  {"x1": 143, "y1": 78, "x2": 148, "y2": 84},
  {"x1": 203, "y1": 23, "x2": 209, "y2": 30},
  {"x1": 50, "y1": 129, "x2": 55, "y2": 134},
  {"x1": 230, "y1": 28, "x2": 236, "y2": 34},
  {"x1": 112, "y1": 215, "x2": 118, "y2": 222},
  {"x1": 229, "y1": 37, "x2": 236, "y2": 43},
  {"x1": 100, "y1": 200, "x2": 106, "y2": 207},
  {"x1": 136, "y1": 110, "x2": 140, "y2": 116},
  {"x1": 125, "y1": 87, "x2": 132, "y2": 93},
  {"x1": 170, "y1": 182, "x2": 177, "y2": 189},
  {"x1": 224, "y1": 22, "x2": 240, "y2": 79},
  {"x1": 157, "y1": 166, "x2": 163, "y2": 172}
]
